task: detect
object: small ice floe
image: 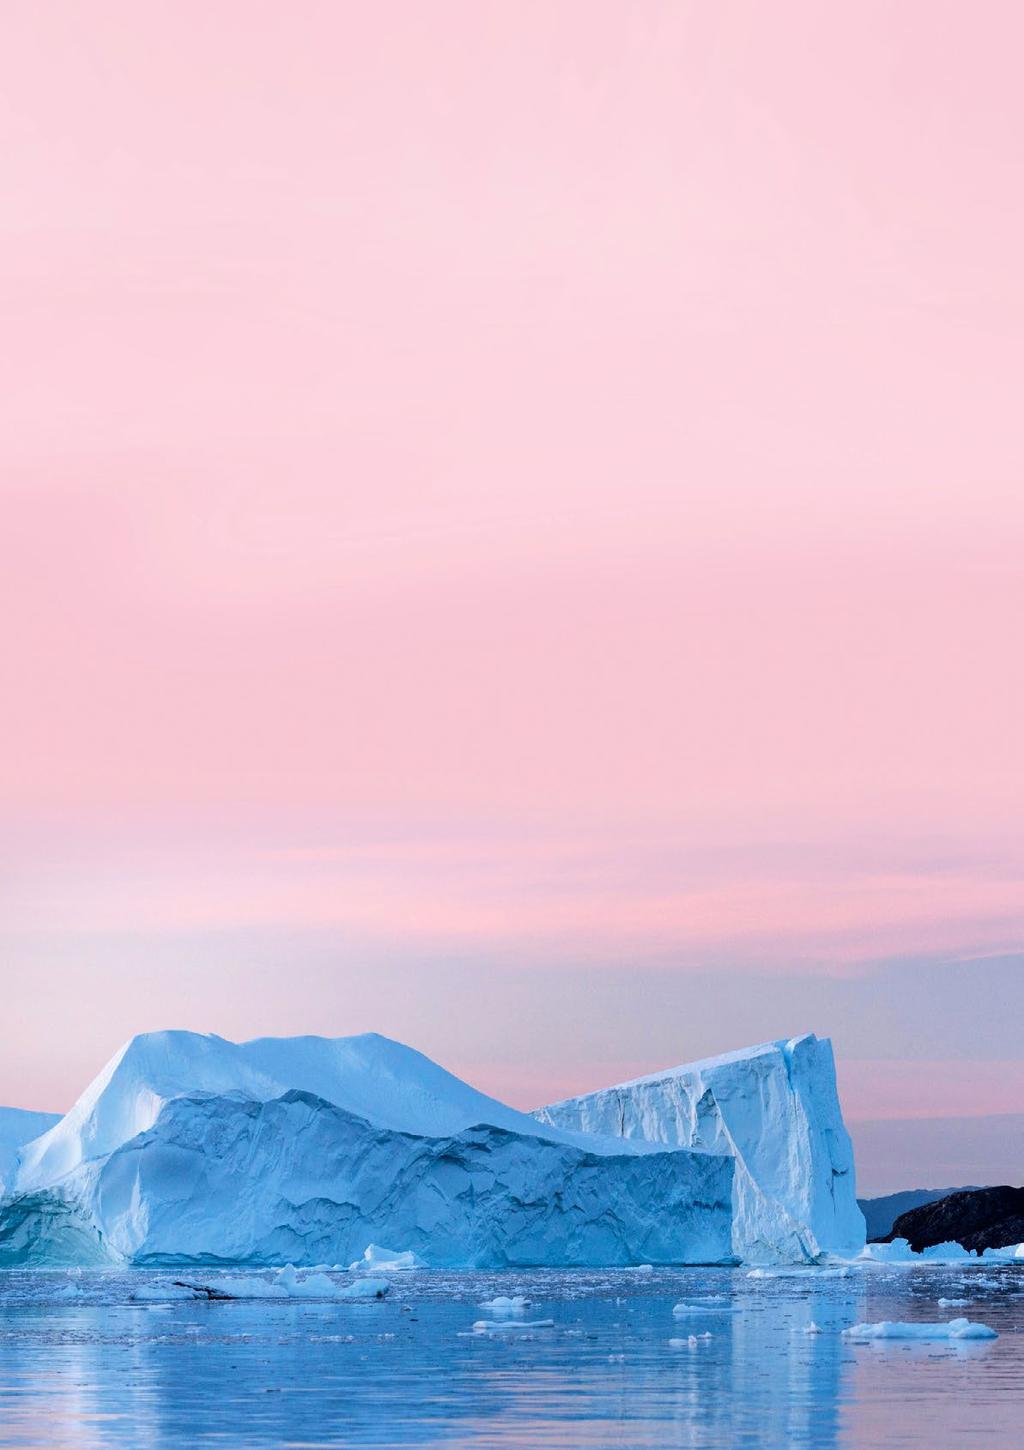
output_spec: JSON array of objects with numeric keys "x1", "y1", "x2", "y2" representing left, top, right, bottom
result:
[
  {"x1": 980, "y1": 1242, "x2": 1024, "y2": 1263},
  {"x1": 471, "y1": 1318, "x2": 555, "y2": 1334},
  {"x1": 858, "y1": 1239, "x2": 975, "y2": 1267},
  {"x1": 634, "y1": 1264, "x2": 654, "y2": 1274},
  {"x1": 478, "y1": 1295, "x2": 531, "y2": 1315},
  {"x1": 50, "y1": 1282, "x2": 81, "y2": 1301},
  {"x1": 937, "y1": 1298, "x2": 970, "y2": 1307},
  {"x1": 669, "y1": 1333, "x2": 712, "y2": 1348},
  {"x1": 130, "y1": 1282, "x2": 208, "y2": 1302},
  {"x1": 672, "y1": 1301, "x2": 733, "y2": 1316},
  {"x1": 747, "y1": 1266, "x2": 850, "y2": 1280},
  {"x1": 335, "y1": 1276, "x2": 390, "y2": 1300},
  {"x1": 803, "y1": 1322, "x2": 822, "y2": 1335},
  {"x1": 347, "y1": 1244, "x2": 423, "y2": 1272},
  {"x1": 171, "y1": 1267, "x2": 390, "y2": 1301},
  {"x1": 843, "y1": 1318, "x2": 997, "y2": 1341}
]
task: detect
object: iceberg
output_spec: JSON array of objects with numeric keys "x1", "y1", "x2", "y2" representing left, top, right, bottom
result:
[
  {"x1": 844, "y1": 1317, "x2": 998, "y2": 1341},
  {"x1": 0, "y1": 1032, "x2": 733, "y2": 1269},
  {"x1": 0, "y1": 1028, "x2": 865, "y2": 1268},
  {"x1": 534, "y1": 1034, "x2": 865, "y2": 1263}
]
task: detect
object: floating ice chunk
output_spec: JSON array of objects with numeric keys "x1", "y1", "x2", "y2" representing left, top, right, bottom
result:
[
  {"x1": 844, "y1": 1317, "x2": 997, "y2": 1341},
  {"x1": 858, "y1": 1238, "x2": 972, "y2": 1266},
  {"x1": 980, "y1": 1242, "x2": 1024, "y2": 1262},
  {"x1": 748, "y1": 1265, "x2": 851, "y2": 1279},
  {"x1": 197, "y1": 1274, "x2": 288, "y2": 1299},
  {"x1": 348, "y1": 1244, "x2": 423, "y2": 1272},
  {"x1": 472, "y1": 1318, "x2": 554, "y2": 1333},
  {"x1": 669, "y1": 1333, "x2": 712, "y2": 1348},
  {"x1": 478, "y1": 1295, "x2": 531, "y2": 1315},
  {"x1": 634, "y1": 1264, "x2": 654, "y2": 1274},
  {"x1": 50, "y1": 1282, "x2": 81, "y2": 1301},
  {"x1": 130, "y1": 1282, "x2": 205, "y2": 1302},
  {"x1": 180, "y1": 1267, "x2": 389, "y2": 1301},
  {"x1": 672, "y1": 1301, "x2": 734, "y2": 1315},
  {"x1": 335, "y1": 1276, "x2": 390, "y2": 1300},
  {"x1": 804, "y1": 1322, "x2": 822, "y2": 1335},
  {"x1": 937, "y1": 1298, "x2": 970, "y2": 1307}
]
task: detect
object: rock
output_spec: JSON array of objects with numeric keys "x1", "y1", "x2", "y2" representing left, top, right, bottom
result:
[
  {"x1": 858, "y1": 1187, "x2": 979, "y2": 1241},
  {"x1": 885, "y1": 1186, "x2": 1024, "y2": 1253}
]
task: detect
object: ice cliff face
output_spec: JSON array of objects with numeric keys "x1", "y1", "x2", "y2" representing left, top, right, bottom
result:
[
  {"x1": 534, "y1": 1034, "x2": 866, "y2": 1263},
  {"x1": 0, "y1": 1090, "x2": 732, "y2": 1268},
  {"x1": 0, "y1": 1032, "x2": 733, "y2": 1269}
]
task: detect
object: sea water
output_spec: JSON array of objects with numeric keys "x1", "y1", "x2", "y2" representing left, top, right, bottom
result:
[{"x1": 0, "y1": 1264, "x2": 1021, "y2": 1447}]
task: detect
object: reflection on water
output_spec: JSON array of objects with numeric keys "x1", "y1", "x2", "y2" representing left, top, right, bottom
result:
[{"x1": 0, "y1": 1265, "x2": 1021, "y2": 1447}]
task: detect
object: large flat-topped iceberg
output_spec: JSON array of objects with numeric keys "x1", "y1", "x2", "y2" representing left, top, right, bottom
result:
[
  {"x1": 534, "y1": 1034, "x2": 865, "y2": 1263},
  {"x1": 1, "y1": 1031, "x2": 734, "y2": 1269}
]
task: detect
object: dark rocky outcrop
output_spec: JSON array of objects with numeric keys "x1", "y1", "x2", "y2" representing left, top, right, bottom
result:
[
  {"x1": 884, "y1": 1185, "x2": 1024, "y2": 1254},
  {"x1": 860, "y1": 1187, "x2": 978, "y2": 1242}
]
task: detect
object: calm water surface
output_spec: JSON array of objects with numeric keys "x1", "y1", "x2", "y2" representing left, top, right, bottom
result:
[{"x1": 0, "y1": 1264, "x2": 1022, "y2": 1447}]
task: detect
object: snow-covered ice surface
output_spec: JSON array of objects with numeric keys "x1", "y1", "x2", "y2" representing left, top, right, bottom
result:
[
  {"x1": 0, "y1": 1261, "x2": 1021, "y2": 1447},
  {"x1": 12, "y1": 1030, "x2": 590, "y2": 1192},
  {"x1": 0, "y1": 1107, "x2": 61, "y2": 1196},
  {"x1": 536, "y1": 1033, "x2": 865, "y2": 1263}
]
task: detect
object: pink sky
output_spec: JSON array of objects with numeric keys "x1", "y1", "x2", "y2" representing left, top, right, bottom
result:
[{"x1": 2, "y1": 3, "x2": 1022, "y2": 1134}]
